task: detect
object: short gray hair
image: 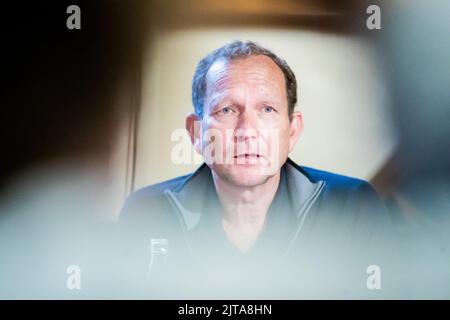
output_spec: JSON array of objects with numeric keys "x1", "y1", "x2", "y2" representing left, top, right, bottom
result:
[{"x1": 192, "y1": 40, "x2": 297, "y2": 119}]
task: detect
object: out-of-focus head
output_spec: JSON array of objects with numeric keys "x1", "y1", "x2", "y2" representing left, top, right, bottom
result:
[
  {"x1": 381, "y1": 0, "x2": 450, "y2": 175},
  {"x1": 1, "y1": 0, "x2": 145, "y2": 192}
]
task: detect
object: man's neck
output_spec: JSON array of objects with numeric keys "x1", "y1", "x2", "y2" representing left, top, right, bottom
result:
[{"x1": 211, "y1": 170, "x2": 281, "y2": 253}]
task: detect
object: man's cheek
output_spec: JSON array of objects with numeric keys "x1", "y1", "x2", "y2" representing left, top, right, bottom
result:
[
  {"x1": 223, "y1": 131, "x2": 235, "y2": 164},
  {"x1": 260, "y1": 129, "x2": 281, "y2": 175},
  {"x1": 201, "y1": 128, "x2": 234, "y2": 165},
  {"x1": 201, "y1": 128, "x2": 221, "y2": 165}
]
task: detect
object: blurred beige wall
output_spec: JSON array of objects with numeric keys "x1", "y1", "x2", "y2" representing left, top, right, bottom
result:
[{"x1": 133, "y1": 27, "x2": 397, "y2": 191}]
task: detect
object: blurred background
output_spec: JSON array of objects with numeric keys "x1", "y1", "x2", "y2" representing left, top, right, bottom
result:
[
  {"x1": 2, "y1": 0, "x2": 397, "y2": 221},
  {"x1": 1, "y1": 0, "x2": 449, "y2": 298},
  {"x1": 0, "y1": 0, "x2": 397, "y2": 222},
  {"x1": 135, "y1": 0, "x2": 396, "y2": 196}
]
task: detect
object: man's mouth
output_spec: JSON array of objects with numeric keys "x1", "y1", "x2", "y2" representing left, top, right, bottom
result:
[
  {"x1": 229, "y1": 153, "x2": 270, "y2": 166},
  {"x1": 233, "y1": 153, "x2": 261, "y2": 158}
]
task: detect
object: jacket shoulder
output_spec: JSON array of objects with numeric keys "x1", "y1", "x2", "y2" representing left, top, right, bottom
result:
[
  {"x1": 128, "y1": 173, "x2": 191, "y2": 200},
  {"x1": 300, "y1": 166, "x2": 373, "y2": 192},
  {"x1": 299, "y1": 166, "x2": 391, "y2": 247},
  {"x1": 119, "y1": 173, "x2": 191, "y2": 221}
]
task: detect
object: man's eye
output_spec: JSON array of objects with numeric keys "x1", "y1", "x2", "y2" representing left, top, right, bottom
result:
[
  {"x1": 263, "y1": 106, "x2": 274, "y2": 113},
  {"x1": 219, "y1": 107, "x2": 233, "y2": 115}
]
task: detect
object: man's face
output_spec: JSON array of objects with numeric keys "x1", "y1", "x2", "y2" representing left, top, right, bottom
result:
[{"x1": 188, "y1": 55, "x2": 302, "y2": 187}]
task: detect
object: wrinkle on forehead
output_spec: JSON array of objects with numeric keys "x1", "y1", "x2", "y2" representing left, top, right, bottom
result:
[{"x1": 205, "y1": 55, "x2": 287, "y2": 105}]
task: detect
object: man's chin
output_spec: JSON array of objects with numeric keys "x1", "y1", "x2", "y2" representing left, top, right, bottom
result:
[{"x1": 214, "y1": 165, "x2": 276, "y2": 187}]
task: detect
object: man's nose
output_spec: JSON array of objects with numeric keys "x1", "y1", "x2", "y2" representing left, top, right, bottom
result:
[{"x1": 234, "y1": 111, "x2": 258, "y2": 141}]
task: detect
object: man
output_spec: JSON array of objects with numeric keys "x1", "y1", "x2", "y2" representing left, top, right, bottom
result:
[{"x1": 119, "y1": 40, "x2": 392, "y2": 298}]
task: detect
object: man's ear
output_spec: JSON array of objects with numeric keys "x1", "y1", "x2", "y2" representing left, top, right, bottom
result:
[
  {"x1": 186, "y1": 112, "x2": 202, "y2": 154},
  {"x1": 288, "y1": 111, "x2": 303, "y2": 152}
]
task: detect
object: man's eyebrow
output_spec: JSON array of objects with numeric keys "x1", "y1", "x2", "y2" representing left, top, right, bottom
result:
[
  {"x1": 207, "y1": 93, "x2": 229, "y2": 110},
  {"x1": 259, "y1": 99, "x2": 275, "y2": 105}
]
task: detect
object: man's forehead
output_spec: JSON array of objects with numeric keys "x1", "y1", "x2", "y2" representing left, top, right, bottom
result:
[{"x1": 205, "y1": 55, "x2": 285, "y2": 90}]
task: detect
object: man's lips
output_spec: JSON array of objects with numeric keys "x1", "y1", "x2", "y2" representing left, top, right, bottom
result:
[{"x1": 233, "y1": 153, "x2": 261, "y2": 158}]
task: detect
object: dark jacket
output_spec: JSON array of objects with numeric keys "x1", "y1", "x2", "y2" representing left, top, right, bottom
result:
[{"x1": 118, "y1": 158, "x2": 392, "y2": 298}]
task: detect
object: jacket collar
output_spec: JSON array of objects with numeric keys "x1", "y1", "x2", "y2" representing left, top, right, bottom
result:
[{"x1": 164, "y1": 158, "x2": 325, "y2": 232}]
